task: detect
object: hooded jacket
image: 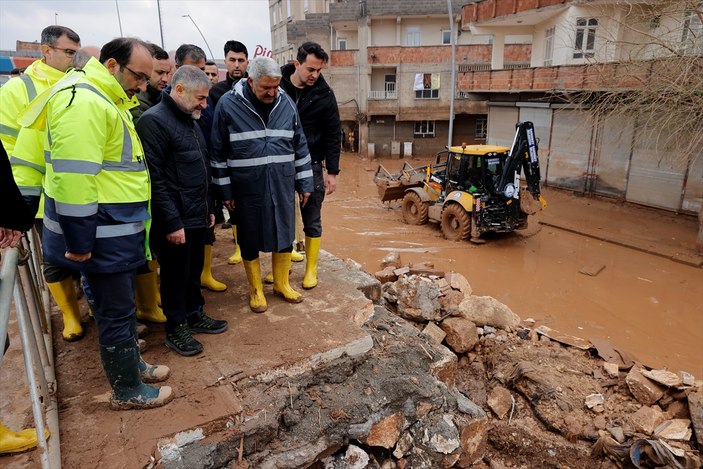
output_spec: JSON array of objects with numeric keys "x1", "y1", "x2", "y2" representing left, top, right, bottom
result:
[
  {"x1": 27, "y1": 57, "x2": 150, "y2": 273},
  {"x1": 211, "y1": 79, "x2": 313, "y2": 252},
  {"x1": 0, "y1": 59, "x2": 65, "y2": 156}
]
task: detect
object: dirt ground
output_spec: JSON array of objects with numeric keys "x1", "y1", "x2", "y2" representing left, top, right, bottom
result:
[
  {"x1": 1, "y1": 150, "x2": 702, "y2": 468},
  {"x1": 324, "y1": 152, "x2": 703, "y2": 377}
]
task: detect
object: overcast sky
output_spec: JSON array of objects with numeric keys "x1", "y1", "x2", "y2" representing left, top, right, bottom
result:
[{"x1": 0, "y1": 0, "x2": 272, "y2": 60}]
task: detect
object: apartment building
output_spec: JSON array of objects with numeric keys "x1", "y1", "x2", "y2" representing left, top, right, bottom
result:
[
  {"x1": 269, "y1": 0, "x2": 702, "y2": 214},
  {"x1": 460, "y1": 0, "x2": 702, "y2": 214}
]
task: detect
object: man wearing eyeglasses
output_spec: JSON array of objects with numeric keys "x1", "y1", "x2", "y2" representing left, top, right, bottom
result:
[
  {"x1": 20, "y1": 37, "x2": 174, "y2": 410},
  {"x1": 1, "y1": 25, "x2": 87, "y2": 345},
  {"x1": 0, "y1": 25, "x2": 80, "y2": 156}
]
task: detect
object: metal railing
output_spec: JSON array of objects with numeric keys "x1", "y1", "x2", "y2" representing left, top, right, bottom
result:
[
  {"x1": 368, "y1": 90, "x2": 397, "y2": 100},
  {"x1": 0, "y1": 232, "x2": 60, "y2": 468}
]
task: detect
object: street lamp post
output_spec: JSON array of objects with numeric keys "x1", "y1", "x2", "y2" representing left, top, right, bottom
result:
[{"x1": 182, "y1": 14, "x2": 215, "y2": 60}]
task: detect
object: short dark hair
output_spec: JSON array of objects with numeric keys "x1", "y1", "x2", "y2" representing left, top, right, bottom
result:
[
  {"x1": 296, "y1": 42, "x2": 328, "y2": 64},
  {"x1": 205, "y1": 60, "x2": 217, "y2": 66},
  {"x1": 41, "y1": 25, "x2": 80, "y2": 46},
  {"x1": 147, "y1": 43, "x2": 170, "y2": 61},
  {"x1": 99, "y1": 37, "x2": 150, "y2": 67},
  {"x1": 175, "y1": 44, "x2": 206, "y2": 66},
  {"x1": 224, "y1": 40, "x2": 248, "y2": 58}
]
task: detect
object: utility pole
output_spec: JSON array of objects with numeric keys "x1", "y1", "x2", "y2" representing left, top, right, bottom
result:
[
  {"x1": 54, "y1": 12, "x2": 58, "y2": 25},
  {"x1": 157, "y1": 0, "x2": 165, "y2": 49},
  {"x1": 447, "y1": 0, "x2": 457, "y2": 148},
  {"x1": 115, "y1": 0, "x2": 123, "y2": 37},
  {"x1": 182, "y1": 14, "x2": 214, "y2": 60}
]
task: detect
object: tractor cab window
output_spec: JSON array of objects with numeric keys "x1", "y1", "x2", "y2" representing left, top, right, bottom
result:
[
  {"x1": 445, "y1": 153, "x2": 465, "y2": 193},
  {"x1": 485, "y1": 152, "x2": 507, "y2": 190}
]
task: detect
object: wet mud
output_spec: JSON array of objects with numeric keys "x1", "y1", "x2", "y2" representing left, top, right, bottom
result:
[{"x1": 323, "y1": 153, "x2": 703, "y2": 377}]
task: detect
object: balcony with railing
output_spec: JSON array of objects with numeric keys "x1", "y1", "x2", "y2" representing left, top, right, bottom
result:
[
  {"x1": 455, "y1": 60, "x2": 661, "y2": 93},
  {"x1": 368, "y1": 90, "x2": 397, "y2": 100}
]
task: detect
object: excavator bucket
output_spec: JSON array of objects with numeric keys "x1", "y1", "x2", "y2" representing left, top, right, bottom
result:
[{"x1": 373, "y1": 162, "x2": 427, "y2": 202}]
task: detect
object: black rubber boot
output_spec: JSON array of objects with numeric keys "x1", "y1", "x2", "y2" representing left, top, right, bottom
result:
[{"x1": 99, "y1": 337, "x2": 173, "y2": 410}]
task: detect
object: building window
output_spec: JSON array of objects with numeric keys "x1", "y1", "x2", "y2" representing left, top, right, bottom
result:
[
  {"x1": 573, "y1": 18, "x2": 598, "y2": 58},
  {"x1": 544, "y1": 26, "x2": 555, "y2": 66},
  {"x1": 475, "y1": 118, "x2": 487, "y2": 139},
  {"x1": 406, "y1": 27, "x2": 421, "y2": 46},
  {"x1": 441, "y1": 30, "x2": 451, "y2": 45},
  {"x1": 384, "y1": 74, "x2": 396, "y2": 98},
  {"x1": 682, "y1": 4, "x2": 703, "y2": 54},
  {"x1": 287, "y1": 0, "x2": 292, "y2": 18},
  {"x1": 414, "y1": 120, "x2": 436, "y2": 138},
  {"x1": 304, "y1": 0, "x2": 309, "y2": 13},
  {"x1": 337, "y1": 38, "x2": 347, "y2": 50},
  {"x1": 414, "y1": 73, "x2": 439, "y2": 99},
  {"x1": 272, "y1": 7, "x2": 277, "y2": 25}
]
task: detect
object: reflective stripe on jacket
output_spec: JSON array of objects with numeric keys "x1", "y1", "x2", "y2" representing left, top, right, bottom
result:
[
  {"x1": 211, "y1": 79, "x2": 313, "y2": 252},
  {"x1": 0, "y1": 59, "x2": 64, "y2": 156},
  {"x1": 38, "y1": 57, "x2": 150, "y2": 273}
]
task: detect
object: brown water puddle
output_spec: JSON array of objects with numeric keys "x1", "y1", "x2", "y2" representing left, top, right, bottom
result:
[{"x1": 322, "y1": 154, "x2": 703, "y2": 377}]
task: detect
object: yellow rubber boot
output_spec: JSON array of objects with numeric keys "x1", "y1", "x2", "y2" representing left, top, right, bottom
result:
[
  {"x1": 0, "y1": 423, "x2": 49, "y2": 454},
  {"x1": 243, "y1": 259, "x2": 268, "y2": 313},
  {"x1": 302, "y1": 236, "x2": 321, "y2": 290},
  {"x1": 149, "y1": 259, "x2": 162, "y2": 306},
  {"x1": 46, "y1": 278, "x2": 84, "y2": 342},
  {"x1": 291, "y1": 245, "x2": 304, "y2": 262},
  {"x1": 227, "y1": 226, "x2": 242, "y2": 265},
  {"x1": 264, "y1": 271, "x2": 274, "y2": 284},
  {"x1": 200, "y1": 245, "x2": 227, "y2": 292},
  {"x1": 136, "y1": 269, "x2": 166, "y2": 323},
  {"x1": 272, "y1": 252, "x2": 303, "y2": 303}
]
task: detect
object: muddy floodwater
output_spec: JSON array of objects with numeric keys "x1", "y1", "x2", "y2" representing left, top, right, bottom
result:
[{"x1": 322, "y1": 153, "x2": 703, "y2": 377}]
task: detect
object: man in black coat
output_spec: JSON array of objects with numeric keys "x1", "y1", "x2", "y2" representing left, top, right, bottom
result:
[
  {"x1": 136, "y1": 65, "x2": 228, "y2": 357},
  {"x1": 280, "y1": 42, "x2": 341, "y2": 290},
  {"x1": 210, "y1": 40, "x2": 249, "y2": 106}
]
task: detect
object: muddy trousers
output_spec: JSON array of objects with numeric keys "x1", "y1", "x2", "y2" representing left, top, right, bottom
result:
[
  {"x1": 83, "y1": 269, "x2": 138, "y2": 346},
  {"x1": 154, "y1": 227, "x2": 207, "y2": 332}
]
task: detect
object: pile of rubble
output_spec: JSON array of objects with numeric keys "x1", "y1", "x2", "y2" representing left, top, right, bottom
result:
[
  {"x1": 156, "y1": 252, "x2": 701, "y2": 468},
  {"x1": 343, "y1": 252, "x2": 702, "y2": 469}
]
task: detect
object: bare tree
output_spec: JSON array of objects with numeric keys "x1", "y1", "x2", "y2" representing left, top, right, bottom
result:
[{"x1": 561, "y1": 0, "x2": 703, "y2": 249}]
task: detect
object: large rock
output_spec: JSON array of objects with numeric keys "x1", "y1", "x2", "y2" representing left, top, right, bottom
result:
[
  {"x1": 630, "y1": 405, "x2": 666, "y2": 435},
  {"x1": 445, "y1": 271, "x2": 472, "y2": 295},
  {"x1": 625, "y1": 367, "x2": 666, "y2": 406},
  {"x1": 395, "y1": 275, "x2": 442, "y2": 322},
  {"x1": 487, "y1": 386, "x2": 514, "y2": 420},
  {"x1": 688, "y1": 390, "x2": 703, "y2": 447},
  {"x1": 456, "y1": 296, "x2": 520, "y2": 331},
  {"x1": 440, "y1": 317, "x2": 478, "y2": 354},
  {"x1": 363, "y1": 413, "x2": 404, "y2": 449}
]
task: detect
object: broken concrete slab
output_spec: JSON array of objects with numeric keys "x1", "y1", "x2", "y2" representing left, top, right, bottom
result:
[
  {"x1": 687, "y1": 390, "x2": 703, "y2": 447},
  {"x1": 626, "y1": 367, "x2": 666, "y2": 406}
]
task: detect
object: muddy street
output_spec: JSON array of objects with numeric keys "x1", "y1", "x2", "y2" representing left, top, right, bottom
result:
[{"x1": 321, "y1": 152, "x2": 703, "y2": 377}]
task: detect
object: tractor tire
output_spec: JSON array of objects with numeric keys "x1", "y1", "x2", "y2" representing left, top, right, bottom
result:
[
  {"x1": 402, "y1": 192, "x2": 429, "y2": 225},
  {"x1": 440, "y1": 203, "x2": 472, "y2": 241}
]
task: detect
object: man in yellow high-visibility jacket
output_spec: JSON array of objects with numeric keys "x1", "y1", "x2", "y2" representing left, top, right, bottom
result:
[
  {"x1": 1, "y1": 26, "x2": 88, "y2": 343},
  {"x1": 26, "y1": 37, "x2": 173, "y2": 410}
]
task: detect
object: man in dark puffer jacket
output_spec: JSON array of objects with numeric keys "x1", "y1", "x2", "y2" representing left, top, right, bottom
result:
[{"x1": 136, "y1": 65, "x2": 228, "y2": 357}]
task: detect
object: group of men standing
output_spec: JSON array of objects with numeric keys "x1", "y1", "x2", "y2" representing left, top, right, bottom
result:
[{"x1": 0, "y1": 22, "x2": 341, "y2": 451}]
